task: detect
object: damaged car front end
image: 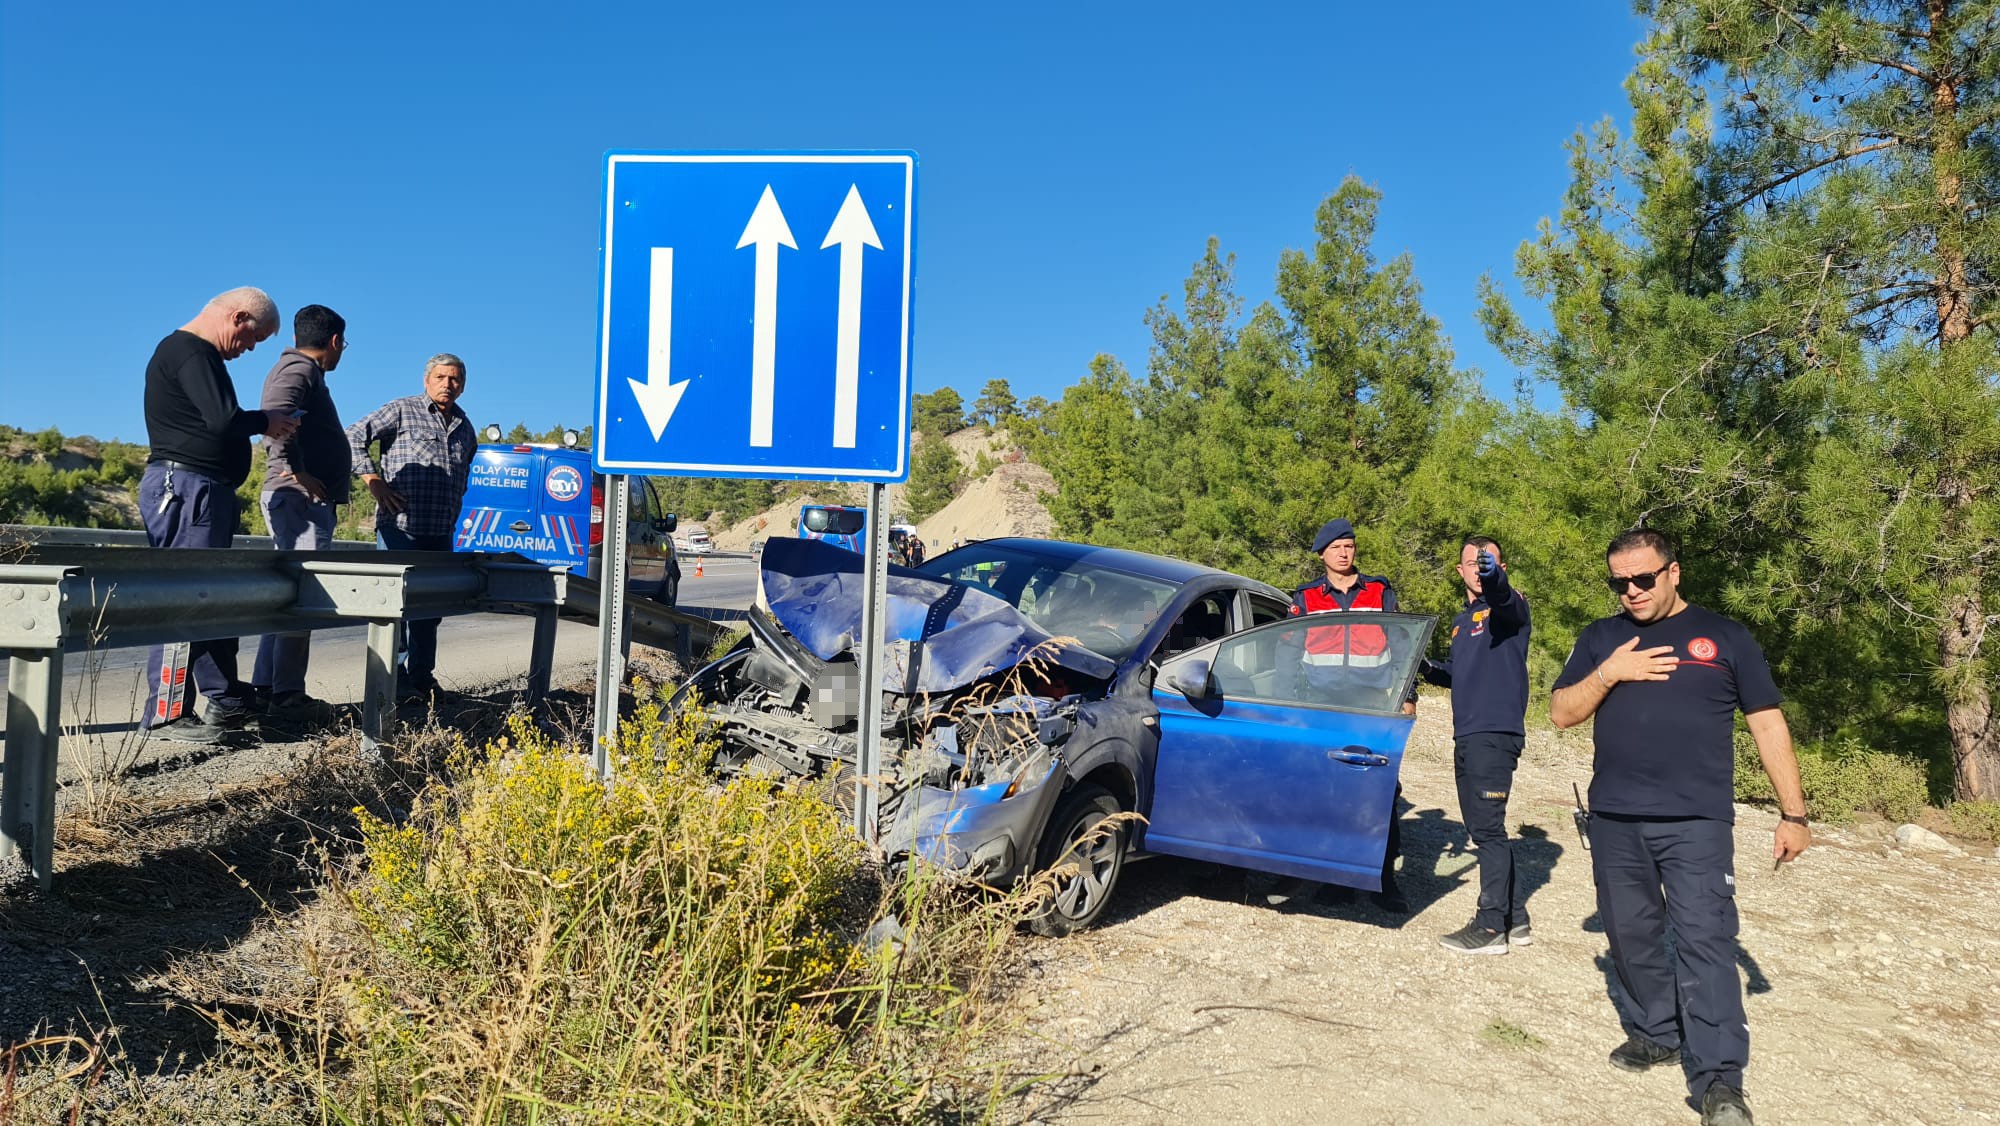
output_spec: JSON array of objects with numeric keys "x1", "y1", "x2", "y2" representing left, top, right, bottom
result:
[{"x1": 668, "y1": 537, "x2": 1119, "y2": 893}]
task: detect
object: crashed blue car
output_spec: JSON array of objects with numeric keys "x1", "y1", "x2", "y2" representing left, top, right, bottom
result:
[{"x1": 670, "y1": 536, "x2": 1434, "y2": 935}]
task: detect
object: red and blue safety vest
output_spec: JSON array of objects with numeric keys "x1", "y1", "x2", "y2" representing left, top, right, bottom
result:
[{"x1": 1288, "y1": 574, "x2": 1399, "y2": 669}]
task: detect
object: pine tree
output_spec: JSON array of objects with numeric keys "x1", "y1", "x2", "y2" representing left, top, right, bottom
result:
[
  {"x1": 1488, "y1": 1, "x2": 2000, "y2": 797},
  {"x1": 1656, "y1": 0, "x2": 2000, "y2": 799},
  {"x1": 904, "y1": 433, "x2": 963, "y2": 520},
  {"x1": 1029, "y1": 356, "x2": 1142, "y2": 537},
  {"x1": 911, "y1": 387, "x2": 965, "y2": 438},
  {"x1": 972, "y1": 379, "x2": 1018, "y2": 428}
]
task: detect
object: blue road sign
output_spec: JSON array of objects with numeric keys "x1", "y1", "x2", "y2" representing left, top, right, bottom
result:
[{"x1": 593, "y1": 151, "x2": 917, "y2": 482}]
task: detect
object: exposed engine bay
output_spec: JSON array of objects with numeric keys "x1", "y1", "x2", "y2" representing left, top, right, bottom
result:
[{"x1": 667, "y1": 536, "x2": 1121, "y2": 878}]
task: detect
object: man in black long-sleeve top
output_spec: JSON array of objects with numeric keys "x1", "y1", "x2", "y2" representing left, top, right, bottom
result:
[
  {"x1": 140, "y1": 287, "x2": 298, "y2": 743},
  {"x1": 1422, "y1": 535, "x2": 1534, "y2": 954}
]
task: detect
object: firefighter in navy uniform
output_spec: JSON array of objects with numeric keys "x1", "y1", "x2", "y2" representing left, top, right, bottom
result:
[
  {"x1": 1551, "y1": 529, "x2": 1810, "y2": 1126},
  {"x1": 1422, "y1": 535, "x2": 1535, "y2": 956},
  {"x1": 1288, "y1": 517, "x2": 1415, "y2": 912}
]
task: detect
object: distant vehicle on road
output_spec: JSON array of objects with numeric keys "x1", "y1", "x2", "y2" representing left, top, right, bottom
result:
[
  {"x1": 454, "y1": 429, "x2": 680, "y2": 604},
  {"x1": 798, "y1": 503, "x2": 867, "y2": 553},
  {"x1": 675, "y1": 524, "x2": 714, "y2": 554}
]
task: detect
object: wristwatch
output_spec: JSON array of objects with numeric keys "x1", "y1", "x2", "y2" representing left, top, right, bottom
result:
[{"x1": 1780, "y1": 813, "x2": 1809, "y2": 826}]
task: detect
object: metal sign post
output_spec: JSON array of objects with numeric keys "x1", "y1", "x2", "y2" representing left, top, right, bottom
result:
[
  {"x1": 592, "y1": 475, "x2": 631, "y2": 781},
  {"x1": 854, "y1": 482, "x2": 889, "y2": 839}
]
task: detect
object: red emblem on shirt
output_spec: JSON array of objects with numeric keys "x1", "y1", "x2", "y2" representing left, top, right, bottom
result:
[{"x1": 1688, "y1": 637, "x2": 1718, "y2": 661}]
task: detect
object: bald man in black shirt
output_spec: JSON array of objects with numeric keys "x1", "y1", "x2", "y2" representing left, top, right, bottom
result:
[
  {"x1": 1552, "y1": 529, "x2": 1809, "y2": 1126},
  {"x1": 139, "y1": 287, "x2": 297, "y2": 743}
]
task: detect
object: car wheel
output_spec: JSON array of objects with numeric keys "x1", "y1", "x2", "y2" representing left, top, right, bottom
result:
[{"x1": 1028, "y1": 783, "x2": 1126, "y2": 938}]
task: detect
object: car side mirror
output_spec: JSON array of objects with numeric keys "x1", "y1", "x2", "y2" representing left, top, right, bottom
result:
[
  {"x1": 1167, "y1": 659, "x2": 1212, "y2": 701},
  {"x1": 659, "y1": 513, "x2": 678, "y2": 534}
]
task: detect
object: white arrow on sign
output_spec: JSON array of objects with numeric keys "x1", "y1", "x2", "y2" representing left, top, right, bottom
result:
[
  {"x1": 627, "y1": 247, "x2": 690, "y2": 441},
  {"x1": 821, "y1": 184, "x2": 883, "y2": 449},
  {"x1": 737, "y1": 185, "x2": 796, "y2": 448}
]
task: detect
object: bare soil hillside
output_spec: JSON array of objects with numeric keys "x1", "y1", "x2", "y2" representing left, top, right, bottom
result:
[
  {"x1": 708, "y1": 426, "x2": 1056, "y2": 552},
  {"x1": 916, "y1": 459, "x2": 1056, "y2": 548}
]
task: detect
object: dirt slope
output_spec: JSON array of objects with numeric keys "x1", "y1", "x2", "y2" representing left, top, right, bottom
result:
[
  {"x1": 915, "y1": 459, "x2": 1055, "y2": 548},
  {"x1": 1005, "y1": 705, "x2": 2000, "y2": 1125},
  {"x1": 708, "y1": 426, "x2": 1055, "y2": 552}
]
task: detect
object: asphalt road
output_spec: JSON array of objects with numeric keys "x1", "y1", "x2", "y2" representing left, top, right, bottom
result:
[{"x1": 0, "y1": 555, "x2": 758, "y2": 771}]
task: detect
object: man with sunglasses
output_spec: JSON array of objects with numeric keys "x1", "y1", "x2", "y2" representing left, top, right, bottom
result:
[{"x1": 1551, "y1": 529, "x2": 1809, "y2": 1126}]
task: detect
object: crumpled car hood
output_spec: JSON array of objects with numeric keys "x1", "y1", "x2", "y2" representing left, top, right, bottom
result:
[{"x1": 758, "y1": 536, "x2": 1116, "y2": 693}]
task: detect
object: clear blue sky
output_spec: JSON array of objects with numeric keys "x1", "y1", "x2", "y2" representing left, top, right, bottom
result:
[{"x1": 0, "y1": 2, "x2": 1645, "y2": 446}]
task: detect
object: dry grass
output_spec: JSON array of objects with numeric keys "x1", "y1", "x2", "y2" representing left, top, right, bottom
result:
[
  {"x1": 5, "y1": 652, "x2": 1049, "y2": 1125},
  {"x1": 200, "y1": 690, "x2": 1037, "y2": 1124}
]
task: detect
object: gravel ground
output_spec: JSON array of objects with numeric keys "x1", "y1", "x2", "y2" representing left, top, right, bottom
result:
[
  {"x1": 1005, "y1": 702, "x2": 2000, "y2": 1126},
  {"x1": 7, "y1": 679, "x2": 1998, "y2": 1123}
]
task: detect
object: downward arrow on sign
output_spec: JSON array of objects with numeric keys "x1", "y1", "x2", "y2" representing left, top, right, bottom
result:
[
  {"x1": 821, "y1": 184, "x2": 882, "y2": 449},
  {"x1": 627, "y1": 247, "x2": 690, "y2": 441}
]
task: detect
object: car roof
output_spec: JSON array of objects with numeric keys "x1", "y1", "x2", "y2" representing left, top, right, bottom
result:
[{"x1": 971, "y1": 536, "x2": 1278, "y2": 592}]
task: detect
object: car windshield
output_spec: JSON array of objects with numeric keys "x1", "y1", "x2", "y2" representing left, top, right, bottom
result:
[
  {"x1": 917, "y1": 544, "x2": 1178, "y2": 663},
  {"x1": 802, "y1": 507, "x2": 866, "y2": 535}
]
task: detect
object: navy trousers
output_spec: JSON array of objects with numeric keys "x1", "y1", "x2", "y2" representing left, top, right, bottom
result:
[
  {"x1": 1454, "y1": 732, "x2": 1529, "y2": 931},
  {"x1": 139, "y1": 463, "x2": 251, "y2": 725},
  {"x1": 1590, "y1": 813, "x2": 1747, "y2": 1098},
  {"x1": 375, "y1": 526, "x2": 453, "y2": 684}
]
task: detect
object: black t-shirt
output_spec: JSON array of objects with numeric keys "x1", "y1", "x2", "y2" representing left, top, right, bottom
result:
[
  {"x1": 143, "y1": 330, "x2": 266, "y2": 485},
  {"x1": 1554, "y1": 603, "x2": 1781, "y2": 821}
]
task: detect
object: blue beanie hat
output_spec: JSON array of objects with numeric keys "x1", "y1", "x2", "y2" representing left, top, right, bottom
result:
[{"x1": 1313, "y1": 518, "x2": 1356, "y2": 554}]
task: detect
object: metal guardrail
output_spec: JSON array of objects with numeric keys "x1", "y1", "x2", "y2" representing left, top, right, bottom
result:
[
  {"x1": 0, "y1": 544, "x2": 570, "y2": 890},
  {"x1": 1, "y1": 524, "x2": 376, "y2": 552},
  {"x1": 4, "y1": 525, "x2": 755, "y2": 559},
  {"x1": 0, "y1": 536, "x2": 750, "y2": 890}
]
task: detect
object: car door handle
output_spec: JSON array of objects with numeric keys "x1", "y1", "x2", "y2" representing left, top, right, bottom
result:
[
  {"x1": 1328, "y1": 747, "x2": 1390, "y2": 767},
  {"x1": 509, "y1": 520, "x2": 531, "y2": 533}
]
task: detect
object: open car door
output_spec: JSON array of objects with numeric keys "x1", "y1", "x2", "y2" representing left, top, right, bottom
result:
[{"x1": 1144, "y1": 612, "x2": 1435, "y2": 891}]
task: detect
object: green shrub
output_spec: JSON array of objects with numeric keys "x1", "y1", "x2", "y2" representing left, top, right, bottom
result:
[
  {"x1": 1946, "y1": 800, "x2": 2000, "y2": 844},
  {"x1": 1737, "y1": 733, "x2": 1930, "y2": 823},
  {"x1": 281, "y1": 693, "x2": 1029, "y2": 1123}
]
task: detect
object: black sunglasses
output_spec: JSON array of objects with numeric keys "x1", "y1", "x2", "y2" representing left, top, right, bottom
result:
[{"x1": 1606, "y1": 564, "x2": 1670, "y2": 595}]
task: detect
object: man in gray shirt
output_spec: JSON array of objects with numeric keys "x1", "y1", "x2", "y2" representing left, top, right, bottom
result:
[{"x1": 250, "y1": 304, "x2": 351, "y2": 732}]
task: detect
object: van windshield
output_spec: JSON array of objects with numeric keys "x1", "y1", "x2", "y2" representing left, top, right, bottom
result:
[{"x1": 802, "y1": 507, "x2": 866, "y2": 535}]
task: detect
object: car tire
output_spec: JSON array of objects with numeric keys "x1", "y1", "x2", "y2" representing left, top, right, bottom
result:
[{"x1": 1028, "y1": 783, "x2": 1127, "y2": 938}]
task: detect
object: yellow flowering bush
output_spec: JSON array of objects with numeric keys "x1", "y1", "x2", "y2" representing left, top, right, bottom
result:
[{"x1": 324, "y1": 687, "x2": 1028, "y2": 1124}]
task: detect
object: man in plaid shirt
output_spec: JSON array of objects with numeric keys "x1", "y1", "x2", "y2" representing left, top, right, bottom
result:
[{"x1": 346, "y1": 353, "x2": 476, "y2": 698}]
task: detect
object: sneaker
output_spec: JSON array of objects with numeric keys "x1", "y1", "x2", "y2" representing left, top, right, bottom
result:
[
  {"x1": 149, "y1": 715, "x2": 228, "y2": 745},
  {"x1": 1438, "y1": 921, "x2": 1509, "y2": 955},
  {"x1": 1608, "y1": 1034, "x2": 1682, "y2": 1073},
  {"x1": 396, "y1": 678, "x2": 441, "y2": 705},
  {"x1": 1699, "y1": 1083, "x2": 1754, "y2": 1125},
  {"x1": 1508, "y1": 923, "x2": 1534, "y2": 947}
]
